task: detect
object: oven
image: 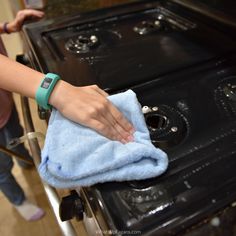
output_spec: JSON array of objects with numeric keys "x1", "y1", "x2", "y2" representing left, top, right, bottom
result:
[{"x1": 20, "y1": 0, "x2": 236, "y2": 235}]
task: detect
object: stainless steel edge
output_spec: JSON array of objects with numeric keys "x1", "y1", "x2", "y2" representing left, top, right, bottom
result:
[
  {"x1": 0, "y1": 144, "x2": 34, "y2": 165},
  {"x1": 20, "y1": 96, "x2": 77, "y2": 236},
  {"x1": 79, "y1": 188, "x2": 105, "y2": 236}
]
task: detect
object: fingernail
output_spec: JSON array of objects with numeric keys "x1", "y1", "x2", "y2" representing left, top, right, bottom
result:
[
  {"x1": 121, "y1": 139, "x2": 126, "y2": 144},
  {"x1": 130, "y1": 127, "x2": 135, "y2": 134},
  {"x1": 127, "y1": 135, "x2": 134, "y2": 142}
]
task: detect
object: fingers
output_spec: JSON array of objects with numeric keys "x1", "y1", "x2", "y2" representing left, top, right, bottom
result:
[
  {"x1": 91, "y1": 85, "x2": 108, "y2": 97},
  {"x1": 89, "y1": 117, "x2": 126, "y2": 143},
  {"x1": 107, "y1": 102, "x2": 135, "y2": 133},
  {"x1": 74, "y1": 94, "x2": 134, "y2": 143},
  {"x1": 81, "y1": 85, "x2": 108, "y2": 97},
  {"x1": 87, "y1": 86, "x2": 135, "y2": 142},
  {"x1": 100, "y1": 107, "x2": 133, "y2": 143},
  {"x1": 16, "y1": 10, "x2": 44, "y2": 23},
  {"x1": 50, "y1": 82, "x2": 134, "y2": 143},
  {"x1": 10, "y1": 9, "x2": 44, "y2": 33},
  {"x1": 18, "y1": 9, "x2": 44, "y2": 19},
  {"x1": 88, "y1": 93, "x2": 134, "y2": 142},
  {"x1": 81, "y1": 96, "x2": 134, "y2": 143},
  {"x1": 69, "y1": 104, "x2": 129, "y2": 143}
]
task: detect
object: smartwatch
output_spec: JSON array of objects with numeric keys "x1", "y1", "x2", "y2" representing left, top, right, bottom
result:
[{"x1": 35, "y1": 73, "x2": 61, "y2": 110}]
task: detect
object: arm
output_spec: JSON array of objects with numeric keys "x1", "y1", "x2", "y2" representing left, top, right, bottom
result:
[
  {"x1": 0, "y1": 54, "x2": 134, "y2": 143},
  {"x1": 0, "y1": 9, "x2": 44, "y2": 34}
]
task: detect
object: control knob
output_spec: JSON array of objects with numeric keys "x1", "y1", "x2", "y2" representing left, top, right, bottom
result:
[{"x1": 59, "y1": 190, "x2": 84, "y2": 221}]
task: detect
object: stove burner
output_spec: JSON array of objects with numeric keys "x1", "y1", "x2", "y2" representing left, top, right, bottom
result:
[
  {"x1": 65, "y1": 34, "x2": 99, "y2": 54},
  {"x1": 133, "y1": 19, "x2": 167, "y2": 35},
  {"x1": 146, "y1": 113, "x2": 168, "y2": 130},
  {"x1": 143, "y1": 105, "x2": 188, "y2": 150}
]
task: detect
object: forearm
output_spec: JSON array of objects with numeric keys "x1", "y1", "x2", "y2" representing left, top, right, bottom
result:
[
  {"x1": 0, "y1": 55, "x2": 134, "y2": 142},
  {"x1": 0, "y1": 54, "x2": 44, "y2": 98}
]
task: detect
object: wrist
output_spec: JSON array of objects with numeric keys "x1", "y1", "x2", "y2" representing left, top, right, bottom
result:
[
  {"x1": 7, "y1": 22, "x2": 17, "y2": 33},
  {"x1": 49, "y1": 80, "x2": 71, "y2": 110},
  {"x1": 2, "y1": 22, "x2": 10, "y2": 34},
  {"x1": 35, "y1": 73, "x2": 61, "y2": 109}
]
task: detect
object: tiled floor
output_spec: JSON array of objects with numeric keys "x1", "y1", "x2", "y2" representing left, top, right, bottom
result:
[{"x1": 0, "y1": 1, "x2": 87, "y2": 235}]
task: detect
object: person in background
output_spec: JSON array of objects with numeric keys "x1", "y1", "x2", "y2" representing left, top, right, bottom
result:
[
  {"x1": 0, "y1": 9, "x2": 45, "y2": 221},
  {"x1": 0, "y1": 9, "x2": 134, "y2": 222}
]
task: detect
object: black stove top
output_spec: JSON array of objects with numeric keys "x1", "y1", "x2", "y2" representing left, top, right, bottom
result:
[
  {"x1": 92, "y1": 55, "x2": 236, "y2": 235},
  {"x1": 22, "y1": 0, "x2": 236, "y2": 235},
  {"x1": 24, "y1": 0, "x2": 235, "y2": 91}
]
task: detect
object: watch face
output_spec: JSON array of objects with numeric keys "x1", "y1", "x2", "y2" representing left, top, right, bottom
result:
[{"x1": 41, "y1": 77, "x2": 53, "y2": 89}]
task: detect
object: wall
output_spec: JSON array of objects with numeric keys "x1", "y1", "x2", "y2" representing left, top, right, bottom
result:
[{"x1": 0, "y1": 0, "x2": 23, "y2": 59}]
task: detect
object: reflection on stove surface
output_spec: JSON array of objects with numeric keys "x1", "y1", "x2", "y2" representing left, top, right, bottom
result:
[
  {"x1": 24, "y1": 0, "x2": 236, "y2": 234},
  {"x1": 65, "y1": 34, "x2": 99, "y2": 54},
  {"x1": 41, "y1": 5, "x2": 206, "y2": 91},
  {"x1": 116, "y1": 185, "x2": 173, "y2": 228},
  {"x1": 132, "y1": 9, "x2": 193, "y2": 35},
  {"x1": 133, "y1": 19, "x2": 167, "y2": 35},
  {"x1": 63, "y1": 7, "x2": 196, "y2": 55},
  {"x1": 215, "y1": 76, "x2": 236, "y2": 117},
  {"x1": 97, "y1": 57, "x2": 236, "y2": 235}
]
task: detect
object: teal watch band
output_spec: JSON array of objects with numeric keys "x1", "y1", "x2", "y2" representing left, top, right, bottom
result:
[{"x1": 35, "y1": 73, "x2": 61, "y2": 110}]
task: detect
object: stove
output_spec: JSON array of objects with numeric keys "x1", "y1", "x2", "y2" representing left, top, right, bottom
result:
[{"x1": 21, "y1": 0, "x2": 236, "y2": 235}]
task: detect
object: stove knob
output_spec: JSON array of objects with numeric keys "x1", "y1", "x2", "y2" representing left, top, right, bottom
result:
[{"x1": 59, "y1": 190, "x2": 84, "y2": 221}]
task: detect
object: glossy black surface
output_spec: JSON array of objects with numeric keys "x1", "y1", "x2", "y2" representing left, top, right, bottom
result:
[
  {"x1": 22, "y1": 0, "x2": 236, "y2": 235},
  {"x1": 191, "y1": 0, "x2": 236, "y2": 19},
  {"x1": 94, "y1": 55, "x2": 236, "y2": 235},
  {"x1": 23, "y1": 0, "x2": 235, "y2": 91}
]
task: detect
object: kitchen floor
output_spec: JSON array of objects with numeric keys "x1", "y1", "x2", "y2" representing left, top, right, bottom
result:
[
  {"x1": 0, "y1": 1, "x2": 87, "y2": 236},
  {"x1": 0, "y1": 97, "x2": 87, "y2": 236}
]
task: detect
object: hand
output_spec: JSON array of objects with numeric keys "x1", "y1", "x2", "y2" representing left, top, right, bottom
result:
[
  {"x1": 7, "y1": 9, "x2": 44, "y2": 33},
  {"x1": 49, "y1": 81, "x2": 135, "y2": 143},
  {"x1": 0, "y1": 54, "x2": 134, "y2": 142}
]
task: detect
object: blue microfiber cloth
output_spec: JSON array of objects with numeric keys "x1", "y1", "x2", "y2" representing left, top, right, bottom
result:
[{"x1": 38, "y1": 90, "x2": 168, "y2": 188}]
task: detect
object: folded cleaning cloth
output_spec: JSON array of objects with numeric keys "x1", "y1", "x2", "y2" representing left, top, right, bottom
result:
[{"x1": 38, "y1": 90, "x2": 168, "y2": 188}]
